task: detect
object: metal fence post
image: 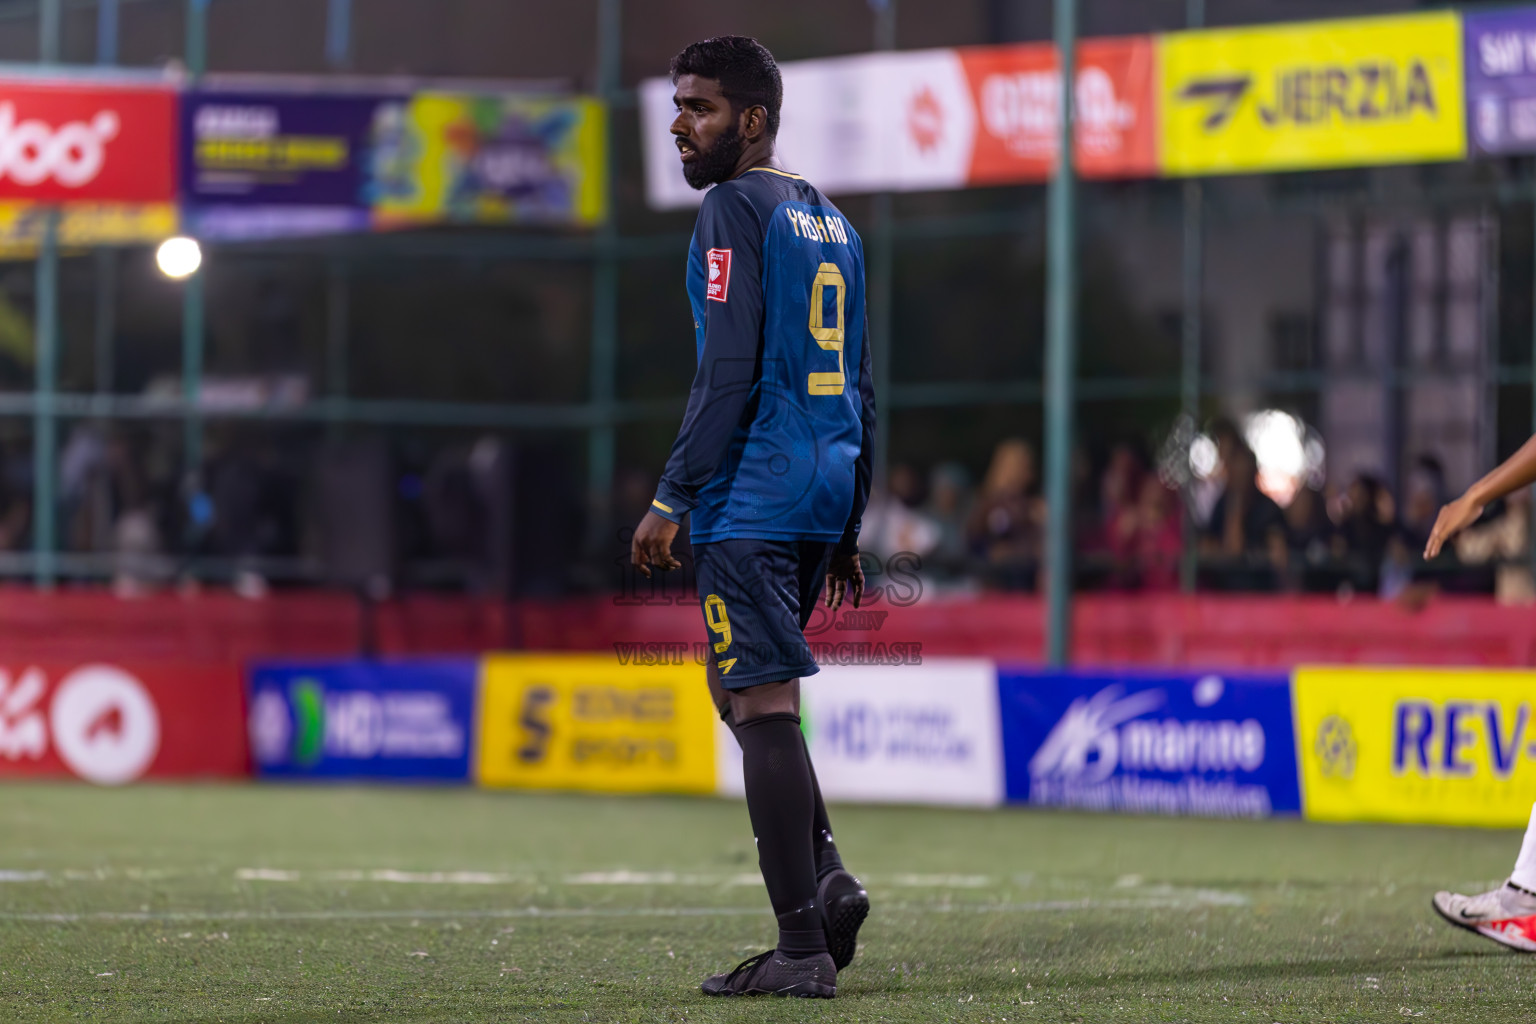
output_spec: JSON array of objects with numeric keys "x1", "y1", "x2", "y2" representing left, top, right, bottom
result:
[
  {"x1": 326, "y1": 0, "x2": 352, "y2": 69},
  {"x1": 183, "y1": 0, "x2": 209, "y2": 538},
  {"x1": 1044, "y1": 0, "x2": 1078, "y2": 666},
  {"x1": 869, "y1": 0, "x2": 896, "y2": 494},
  {"x1": 33, "y1": 0, "x2": 62, "y2": 588},
  {"x1": 1179, "y1": 0, "x2": 1205, "y2": 595},
  {"x1": 585, "y1": 0, "x2": 621, "y2": 560}
]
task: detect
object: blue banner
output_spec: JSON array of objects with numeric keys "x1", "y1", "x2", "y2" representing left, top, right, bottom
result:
[
  {"x1": 1465, "y1": 8, "x2": 1536, "y2": 156},
  {"x1": 247, "y1": 660, "x2": 478, "y2": 782},
  {"x1": 998, "y1": 668, "x2": 1300, "y2": 817}
]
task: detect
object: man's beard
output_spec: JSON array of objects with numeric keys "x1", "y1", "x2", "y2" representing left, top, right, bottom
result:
[{"x1": 682, "y1": 123, "x2": 746, "y2": 190}]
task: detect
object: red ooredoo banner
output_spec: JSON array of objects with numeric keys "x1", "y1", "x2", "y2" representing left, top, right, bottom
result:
[
  {"x1": 960, "y1": 37, "x2": 1158, "y2": 183},
  {"x1": 0, "y1": 662, "x2": 246, "y2": 783},
  {"x1": 0, "y1": 82, "x2": 177, "y2": 203}
]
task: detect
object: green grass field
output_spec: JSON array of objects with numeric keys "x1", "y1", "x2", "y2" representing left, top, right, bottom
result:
[{"x1": 0, "y1": 784, "x2": 1533, "y2": 1023}]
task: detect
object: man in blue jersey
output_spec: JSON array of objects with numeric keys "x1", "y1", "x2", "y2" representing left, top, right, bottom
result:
[{"x1": 631, "y1": 36, "x2": 875, "y2": 999}]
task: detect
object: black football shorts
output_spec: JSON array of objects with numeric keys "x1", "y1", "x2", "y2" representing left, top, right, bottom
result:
[{"x1": 693, "y1": 538, "x2": 837, "y2": 690}]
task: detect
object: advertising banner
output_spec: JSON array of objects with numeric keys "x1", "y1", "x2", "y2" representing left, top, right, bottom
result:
[
  {"x1": 477, "y1": 654, "x2": 717, "y2": 794},
  {"x1": 0, "y1": 201, "x2": 176, "y2": 255},
  {"x1": 998, "y1": 668, "x2": 1300, "y2": 818},
  {"x1": 1159, "y1": 12, "x2": 1465, "y2": 176},
  {"x1": 0, "y1": 662, "x2": 246, "y2": 783},
  {"x1": 715, "y1": 661, "x2": 1006, "y2": 807},
  {"x1": 641, "y1": 38, "x2": 1158, "y2": 210},
  {"x1": 1294, "y1": 667, "x2": 1536, "y2": 827},
  {"x1": 182, "y1": 90, "x2": 396, "y2": 207},
  {"x1": 1464, "y1": 9, "x2": 1536, "y2": 156},
  {"x1": 247, "y1": 659, "x2": 477, "y2": 782},
  {"x1": 0, "y1": 80, "x2": 177, "y2": 203},
  {"x1": 372, "y1": 93, "x2": 607, "y2": 227}
]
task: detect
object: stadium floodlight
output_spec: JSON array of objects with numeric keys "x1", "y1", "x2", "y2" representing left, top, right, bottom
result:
[{"x1": 156, "y1": 236, "x2": 202, "y2": 279}]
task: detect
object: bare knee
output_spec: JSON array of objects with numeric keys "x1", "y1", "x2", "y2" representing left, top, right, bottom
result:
[{"x1": 728, "y1": 678, "x2": 800, "y2": 722}]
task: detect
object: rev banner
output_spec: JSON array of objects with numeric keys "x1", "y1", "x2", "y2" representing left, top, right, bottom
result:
[{"x1": 1159, "y1": 12, "x2": 1466, "y2": 176}]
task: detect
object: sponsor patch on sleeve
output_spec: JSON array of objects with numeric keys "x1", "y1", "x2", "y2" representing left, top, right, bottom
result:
[{"x1": 706, "y1": 248, "x2": 731, "y2": 302}]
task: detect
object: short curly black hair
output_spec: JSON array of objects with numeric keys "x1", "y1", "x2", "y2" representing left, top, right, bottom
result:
[{"x1": 669, "y1": 35, "x2": 782, "y2": 140}]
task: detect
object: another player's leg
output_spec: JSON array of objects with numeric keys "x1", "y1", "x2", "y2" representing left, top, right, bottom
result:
[{"x1": 1432, "y1": 801, "x2": 1536, "y2": 952}]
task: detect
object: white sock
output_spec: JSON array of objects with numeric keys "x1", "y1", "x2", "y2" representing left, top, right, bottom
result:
[{"x1": 1512, "y1": 802, "x2": 1536, "y2": 893}]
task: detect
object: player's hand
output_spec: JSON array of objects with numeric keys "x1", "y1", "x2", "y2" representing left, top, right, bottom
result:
[
  {"x1": 825, "y1": 550, "x2": 865, "y2": 611},
  {"x1": 1424, "y1": 494, "x2": 1484, "y2": 560},
  {"x1": 631, "y1": 510, "x2": 681, "y2": 578}
]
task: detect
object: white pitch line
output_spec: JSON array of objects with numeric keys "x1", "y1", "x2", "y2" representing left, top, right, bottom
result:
[{"x1": 0, "y1": 894, "x2": 1249, "y2": 925}]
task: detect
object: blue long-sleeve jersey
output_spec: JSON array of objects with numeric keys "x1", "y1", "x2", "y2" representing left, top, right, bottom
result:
[{"x1": 650, "y1": 166, "x2": 876, "y2": 555}]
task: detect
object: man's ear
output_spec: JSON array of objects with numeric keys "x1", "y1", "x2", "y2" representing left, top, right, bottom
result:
[{"x1": 742, "y1": 104, "x2": 766, "y2": 143}]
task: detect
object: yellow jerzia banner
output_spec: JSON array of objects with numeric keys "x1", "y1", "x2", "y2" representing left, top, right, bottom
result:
[
  {"x1": 1160, "y1": 12, "x2": 1466, "y2": 176},
  {"x1": 477, "y1": 654, "x2": 717, "y2": 794},
  {"x1": 1294, "y1": 667, "x2": 1536, "y2": 827}
]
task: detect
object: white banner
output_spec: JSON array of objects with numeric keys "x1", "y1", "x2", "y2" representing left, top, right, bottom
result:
[
  {"x1": 714, "y1": 659, "x2": 1004, "y2": 807},
  {"x1": 641, "y1": 50, "x2": 976, "y2": 211}
]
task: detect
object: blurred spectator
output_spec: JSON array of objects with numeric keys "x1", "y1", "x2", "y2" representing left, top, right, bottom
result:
[
  {"x1": 1200, "y1": 445, "x2": 1287, "y2": 590},
  {"x1": 924, "y1": 461, "x2": 974, "y2": 581},
  {"x1": 108, "y1": 434, "x2": 168, "y2": 597},
  {"x1": 861, "y1": 462, "x2": 940, "y2": 564},
  {"x1": 967, "y1": 438, "x2": 1043, "y2": 590},
  {"x1": 0, "y1": 436, "x2": 28, "y2": 551},
  {"x1": 1108, "y1": 474, "x2": 1183, "y2": 591},
  {"x1": 1399, "y1": 454, "x2": 1447, "y2": 551},
  {"x1": 1334, "y1": 473, "x2": 1396, "y2": 594},
  {"x1": 1452, "y1": 491, "x2": 1535, "y2": 605},
  {"x1": 1284, "y1": 483, "x2": 1335, "y2": 590}
]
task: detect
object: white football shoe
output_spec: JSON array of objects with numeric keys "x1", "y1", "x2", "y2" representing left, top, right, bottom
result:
[{"x1": 1433, "y1": 880, "x2": 1536, "y2": 953}]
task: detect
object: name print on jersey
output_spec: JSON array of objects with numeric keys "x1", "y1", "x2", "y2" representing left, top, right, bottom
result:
[
  {"x1": 784, "y1": 207, "x2": 851, "y2": 244},
  {"x1": 706, "y1": 248, "x2": 731, "y2": 302}
]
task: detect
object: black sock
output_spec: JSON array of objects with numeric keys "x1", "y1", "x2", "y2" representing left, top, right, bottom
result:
[
  {"x1": 722, "y1": 705, "x2": 844, "y2": 883},
  {"x1": 802, "y1": 733, "x2": 844, "y2": 882},
  {"x1": 734, "y1": 711, "x2": 828, "y2": 958}
]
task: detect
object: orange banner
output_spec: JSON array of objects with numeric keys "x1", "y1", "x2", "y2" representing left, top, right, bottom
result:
[{"x1": 960, "y1": 37, "x2": 1159, "y2": 183}]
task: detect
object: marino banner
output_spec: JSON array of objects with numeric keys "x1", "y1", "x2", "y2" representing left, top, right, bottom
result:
[
  {"x1": 1159, "y1": 12, "x2": 1466, "y2": 176},
  {"x1": 998, "y1": 668, "x2": 1301, "y2": 818},
  {"x1": 1294, "y1": 666, "x2": 1536, "y2": 827}
]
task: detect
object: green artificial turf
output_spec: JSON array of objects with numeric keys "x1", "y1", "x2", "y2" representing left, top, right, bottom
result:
[{"x1": 0, "y1": 783, "x2": 1532, "y2": 1022}]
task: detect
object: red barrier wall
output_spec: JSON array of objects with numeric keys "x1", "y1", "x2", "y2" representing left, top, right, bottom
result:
[{"x1": 0, "y1": 589, "x2": 1529, "y2": 669}]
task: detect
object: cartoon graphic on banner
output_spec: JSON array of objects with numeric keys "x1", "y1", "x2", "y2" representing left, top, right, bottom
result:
[
  {"x1": 999, "y1": 669, "x2": 1300, "y2": 817},
  {"x1": 372, "y1": 93, "x2": 606, "y2": 227},
  {"x1": 1464, "y1": 8, "x2": 1536, "y2": 156},
  {"x1": 1294, "y1": 667, "x2": 1536, "y2": 827},
  {"x1": 247, "y1": 660, "x2": 477, "y2": 782},
  {"x1": 478, "y1": 655, "x2": 716, "y2": 794},
  {"x1": 1160, "y1": 12, "x2": 1466, "y2": 176}
]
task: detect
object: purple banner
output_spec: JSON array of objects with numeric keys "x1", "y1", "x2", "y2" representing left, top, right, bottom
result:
[
  {"x1": 1466, "y1": 8, "x2": 1536, "y2": 156},
  {"x1": 181, "y1": 90, "x2": 405, "y2": 207}
]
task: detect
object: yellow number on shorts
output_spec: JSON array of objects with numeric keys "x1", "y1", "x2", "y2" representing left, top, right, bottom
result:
[
  {"x1": 704, "y1": 594, "x2": 733, "y2": 654},
  {"x1": 807, "y1": 262, "x2": 845, "y2": 396}
]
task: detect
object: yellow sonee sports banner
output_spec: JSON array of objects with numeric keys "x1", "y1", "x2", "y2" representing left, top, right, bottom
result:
[
  {"x1": 477, "y1": 654, "x2": 717, "y2": 794},
  {"x1": 1294, "y1": 667, "x2": 1536, "y2": 827},
  {"x1": 1160, "y1": 12, "x2": 1466, "y2": 176}
]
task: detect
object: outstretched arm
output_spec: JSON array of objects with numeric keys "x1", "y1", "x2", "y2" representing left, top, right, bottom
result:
[{"x1": 1424, "y1": 434, "x2": 1536, "y2": 558}]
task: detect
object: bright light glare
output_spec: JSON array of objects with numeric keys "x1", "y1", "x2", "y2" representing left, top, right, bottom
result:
[
  {"x1": 1189, "y1": 434, "x2": 1218, "y2": 481},
  {"x1": 156, "y1": 237, "x2": 202, "y2": 279},
  {"x1": 1244, "y1": 409, "x2": 1325, "y2": 506}
]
